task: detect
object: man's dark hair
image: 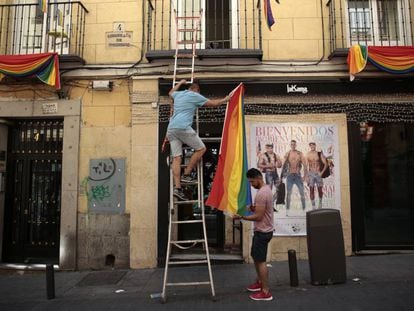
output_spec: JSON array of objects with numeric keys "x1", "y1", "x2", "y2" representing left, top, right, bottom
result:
[
  {"x1": 246, "y1": 168, "x2": 262, "y2": 179},
  {"x1": 291, "y1": 139, "x2": 297, "y2": 143},
  {"x1": 189, "y1": 81, "x2": 200, "y2": 91}
]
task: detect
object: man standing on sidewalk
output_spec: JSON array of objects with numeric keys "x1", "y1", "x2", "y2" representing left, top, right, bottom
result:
[
  {"x1": 235, "y1": 168, "x2": 274, "y2": 301},
  {"x1": 167, "y1": 79, "x2": 229, "y2": 201}
]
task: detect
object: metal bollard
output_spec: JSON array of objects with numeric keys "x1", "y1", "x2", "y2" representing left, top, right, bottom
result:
[
  {"x1": 46, "y1": 264, "x2": 55, "y2": 299},
  {"x1": 288, "y1": 249, "x2": 299, "y2": 287}
]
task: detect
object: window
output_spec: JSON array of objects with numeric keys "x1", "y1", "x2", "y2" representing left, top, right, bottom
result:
[
  {"x1": 172, "y1": 0, "x2": 238, "y2": 49},
  {"x1": 348, "y1": 0, "x2": 412, "y2": 46}
]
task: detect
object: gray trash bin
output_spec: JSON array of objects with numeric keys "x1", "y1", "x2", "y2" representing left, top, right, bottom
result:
[{"x1": 306, "y1": 209, "x2": 346, "y2": 285}]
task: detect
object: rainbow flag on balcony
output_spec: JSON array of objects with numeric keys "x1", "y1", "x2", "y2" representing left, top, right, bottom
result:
[
  {"x1": 0, "y1": 53, "x2": 61, "y2": 89},
  {"x1": 39, "y1": 0, "x2": 47, "y2": 13},
  {"x1": 205, "y1": 83, "x2": 252, "y2": 216},
  {"x1": 348, "y1": 44, "x2": 414, "y2": 80},
  {"x1": 264, "y1": 0, "x2": 275, "y2": 30}
]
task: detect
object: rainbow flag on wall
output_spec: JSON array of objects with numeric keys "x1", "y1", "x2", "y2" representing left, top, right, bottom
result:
[
  {"x1": 205, "y1": 83, "x2": 252, "y2": 216},
  {"x1": 0, "y1": 53, "x2": 61, "y2": 89},
  {"x1": 348, "y1": 44, "x2": 414, "y2": 80}
]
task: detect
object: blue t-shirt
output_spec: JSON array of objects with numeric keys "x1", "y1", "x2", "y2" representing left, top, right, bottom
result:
[{"x1": 168, "y1": 90, "x2": 208, "y2": 129}]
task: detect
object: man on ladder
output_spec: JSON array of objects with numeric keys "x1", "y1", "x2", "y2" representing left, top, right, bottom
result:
[{"x1": 167, "y1": 78, "x2": 229, "y2": 201}]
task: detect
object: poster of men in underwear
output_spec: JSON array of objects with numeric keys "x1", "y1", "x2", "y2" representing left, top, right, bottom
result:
[{"x1": 250, "y1": 122, "x2": 340, "y2": 236}]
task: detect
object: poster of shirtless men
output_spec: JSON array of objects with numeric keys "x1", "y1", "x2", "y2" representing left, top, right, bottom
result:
[{"x1": 249, "y1": 121, "x2": 341, "y2": 236}]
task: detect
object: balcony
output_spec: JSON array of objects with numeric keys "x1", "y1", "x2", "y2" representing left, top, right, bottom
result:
[
  {"x1": 145, "y1": 0, "x2": 263, "y2": 61},
  {"x1": 0, "y1": 1, "x2": 88, "y2": 67},
  {"x1": 327, "y1": 0, "x2": 414, "y2": 56}
]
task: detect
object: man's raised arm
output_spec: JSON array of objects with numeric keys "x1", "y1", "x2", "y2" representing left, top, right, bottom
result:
[{"x1": 169, "y1": 79, "x2": 187, "y2": 98}]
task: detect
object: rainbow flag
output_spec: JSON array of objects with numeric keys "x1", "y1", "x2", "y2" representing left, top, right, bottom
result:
[
  {"x1": 58, "y1": 8, "x2": 64, "y2": 26},
  {"x1": 348, "y1": 44, "x2": 414, "y2": 80},
  {"x1": 0, "y1": 53, "x2": 61, "y2": 89},
  {"x1": 264, "y1": 0, "x2": 275, "y2": 30},
  {"x1": 205, "y1": 83, "x2": 252, "y2": 216},
  {"x1": 39, "y1": 0, "x2": 47, "y2": 13}
]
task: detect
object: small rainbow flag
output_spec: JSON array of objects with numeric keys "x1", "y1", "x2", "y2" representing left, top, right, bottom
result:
[
  {"x1": 0, "y1": 53, "x2": 61, "y2": 89},
  {"x1": 39, "y1": 0, "x2": 47, "y2": 13},
  {"x1": 264, "y1": 0, "x2": 275, "y2": 30},
  {"x1": 205, "y1": 83, "x2": 252, "y2": 216},
  {"x1": 58, "y1": 8, "x2": 64, "y2": 26}
]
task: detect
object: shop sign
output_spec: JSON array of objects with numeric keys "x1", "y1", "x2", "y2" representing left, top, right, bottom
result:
[{"x1": 287, "y1": 84, "x2": 308, "y2": 94}]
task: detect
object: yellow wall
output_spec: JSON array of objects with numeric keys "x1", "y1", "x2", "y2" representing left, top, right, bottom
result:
[
  {"x1": 261, "y1": 0, "x2": 327, "y2": 60},
  {"x1": 82, "y1": 0, "x2": 144, "y2": 64},
  {"x1": 69, "y1": 80, "x2": 132, "y2": 214}
]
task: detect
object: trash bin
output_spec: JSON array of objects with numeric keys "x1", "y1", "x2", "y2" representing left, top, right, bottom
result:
[{"x1": 306, "y1": 209, "x2": 346, "y2": 285}]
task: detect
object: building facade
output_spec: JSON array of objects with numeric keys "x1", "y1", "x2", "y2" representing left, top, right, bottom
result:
[{"x1": 0, "y1": 0, "x2": 413, "y2": 270}]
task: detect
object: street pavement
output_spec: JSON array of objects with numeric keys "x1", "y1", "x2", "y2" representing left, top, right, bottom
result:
[{"x1": 0, "y1": 253, "x2": 413, "y2": 311}]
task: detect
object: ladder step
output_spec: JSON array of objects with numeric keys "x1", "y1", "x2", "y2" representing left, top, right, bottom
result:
[
  {"x1": 175, "y1": 67, "x2": 194, "y2": 71},
  {"x1": 168, "y1": 260, "x2": 208, "y2": 265},
  {"x1": 176, "y1": 16, "x2": 201, "y2": 20},
  {"x1": 175, "y1": 53, "x2": 195, "y2": 58},
  {"x1": 177, "y1": 40, "x2": 202, "y2": 44},
  {"x1": 178, "y1": 28, "x2": 199, "y2": 32},
  {"x1": 174, "y1": 199, "x2": 199, "y2": 204},
  {"x1": 171, "y1": 220, "x2": 203, "y2": 224},
  {"x1": 171, "y1": 239, "x2": 205, "y2": 244},
  {"x1": 166, "y1": 281, "x2": 211, "y2": 286}
]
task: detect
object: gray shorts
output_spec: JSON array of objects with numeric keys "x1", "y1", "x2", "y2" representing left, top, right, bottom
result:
[
  {"x1": 167, "y1": 127, "x2": 205, "y2": 157},
  {"x1": 308, "y1": 171, "x2": 323, "y2": 187}
]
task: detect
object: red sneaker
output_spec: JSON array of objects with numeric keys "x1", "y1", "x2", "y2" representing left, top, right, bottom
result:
[
  {"x1": 246, "y1": 281, "x2": 261, "y2": 292},
  {"x1": 249, "y1": 291, "x2": 273, "y2": 301}
]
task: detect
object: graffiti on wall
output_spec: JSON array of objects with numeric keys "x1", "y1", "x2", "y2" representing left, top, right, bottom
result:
[{"x1": 82, "y1": 158, "x2": 126, "y2": 214}]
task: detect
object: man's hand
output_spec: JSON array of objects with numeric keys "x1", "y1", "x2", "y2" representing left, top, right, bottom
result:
[
  {"x1": 233, "y1": 214, "x2": 242, "y2": 220},
  {"x1": 169, "y1": 79, "x2": 187, "y2": 97}
]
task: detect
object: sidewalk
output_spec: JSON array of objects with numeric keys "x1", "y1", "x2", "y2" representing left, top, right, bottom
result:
[{"x1": 0, "y1": 253, "x2": 413, "y2": 311}]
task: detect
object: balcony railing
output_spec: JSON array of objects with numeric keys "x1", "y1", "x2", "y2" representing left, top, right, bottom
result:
[
  {"x1": 146, "y1": 0, "x2": 262, "y2": 60},
  {"x1": 327, "y1": 0, "x2": 413, "y2": 55},
  {"x1": 0, "y1": 1, "x2": 88, "y2": 59}
]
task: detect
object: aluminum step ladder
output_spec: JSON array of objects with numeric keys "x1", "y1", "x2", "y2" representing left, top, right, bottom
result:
[
  {"x1": 172, "y1": 8, "x2": 202, "y2": 85},
  {"x1": 161, "y1": 110, "x2": 215, "y2": 303}
]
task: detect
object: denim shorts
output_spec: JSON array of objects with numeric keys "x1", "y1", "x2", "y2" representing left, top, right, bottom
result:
[
  {"x1": 166, "y1": 127, "x2": 205, "y2": 157},
  {"x1": 251, "y1": 231, "x2": 273, "y2": 262}
]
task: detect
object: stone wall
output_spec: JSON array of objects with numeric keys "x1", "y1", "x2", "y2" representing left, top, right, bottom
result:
[{"x1": 77, "y1": 213, "x2": 130, "y2": 269}]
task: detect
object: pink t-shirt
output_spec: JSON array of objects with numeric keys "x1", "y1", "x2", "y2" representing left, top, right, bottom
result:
[{"x1": 253, "y1": 185, "x2": 274, "y2": 233}]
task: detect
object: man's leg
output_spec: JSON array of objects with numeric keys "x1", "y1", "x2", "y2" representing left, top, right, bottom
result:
[
  {"x1": 295, "y1": 176, "x2": 306, "y2": 211},
  {"x1": 172, "y1": 156, "x2": 182, "y2": 189},
  {"x1": 183, "y1": 147, "x2": 206, "y2": 175},
  {"x1": 317, "y1": 175, "x2": 323, "y2": 209},
  {"x1": 255, "y1": 261, "x2": 270, "y2": 294},
  {"x1": 181, "y1": 129, "x2": 206, "y2": 177},
  {"x1": 286, "y1": 175, "x2": 293, "y2": 215},
  {"x1": 317, "y1": 187, "x2": 323, "y2": 208},
  {"x1": 309, "y1": 186, "x2": 316, "y2": 209}
]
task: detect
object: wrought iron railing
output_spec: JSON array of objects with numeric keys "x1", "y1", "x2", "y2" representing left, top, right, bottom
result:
[
  {"x1": 0, "y1": 2, "x2": 88, "y2": 57},
  {"x1": 327, "y1": 0, "x2": 413, "y2": 54},
  {"x1": 146, "y1": 0, "x2": 262, "y2": 55}
]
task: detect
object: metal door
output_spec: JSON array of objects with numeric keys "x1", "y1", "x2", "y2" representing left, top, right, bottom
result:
[{"x1": 3, "y1": 119, "x2": 63, "y2": 263}]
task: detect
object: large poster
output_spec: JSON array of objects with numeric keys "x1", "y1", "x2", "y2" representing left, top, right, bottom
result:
[{"x1": 249, "y1": 121, "x2": 341, "y2": 235}]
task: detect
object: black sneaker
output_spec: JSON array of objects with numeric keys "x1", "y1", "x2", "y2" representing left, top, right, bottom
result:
[
  {"x1": 173, "y1": 188, "x2": 188, "y2": 201},
  {"x1": 181, "y1": 175, "x2": 197, "y2": 184}
]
